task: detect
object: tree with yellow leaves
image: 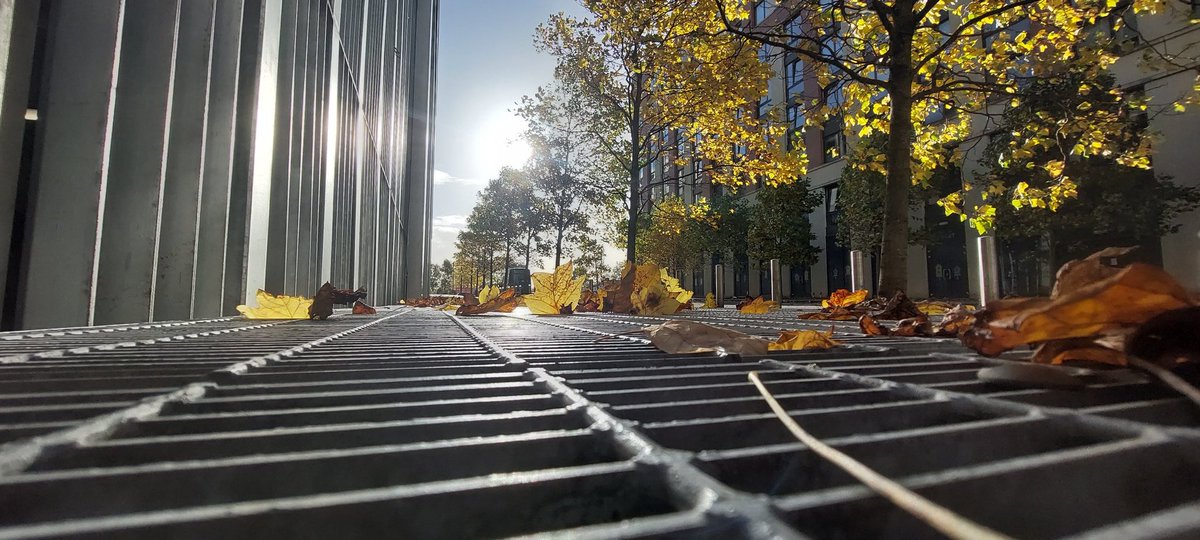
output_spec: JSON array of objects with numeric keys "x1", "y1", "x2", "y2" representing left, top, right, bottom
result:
[
  {"x1": 537, "y1": 0, "x2": 806, "y2": 264},
  {"x1": 712, "y1": 0, "x2": 1198, "y2": 294}
]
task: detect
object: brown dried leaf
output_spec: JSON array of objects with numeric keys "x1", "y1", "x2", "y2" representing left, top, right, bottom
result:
[
  {"x1": 932, "y1": 305, "x2": 976, "y2": 337},
  {"x1": 737, "y1": 296, "x2": 773, "y2": 314},
  {"x1": 859, "y1": 315, "x2": 889, "y2": 336},
  {"x1": 457, "y1": 288, "x2": 520, "y2": 316},
  {"x1": 1052, "y1": 246, "x2": 1137, "y2": 299},
  {"x1": 891, "y1": 316, "x2": 933, "y2": 337},
  {"x1": 822, "y1": 289, "x2": 869, "y2": 309},
  {"x1": 871, "y1": 290, "x2": 923, "y2": 320},
  {"x1": 770, "y1": 328, "x2": 839, "y2": 351},
  {"x1": 332, "y1": 286, "x2": 368, "y2": 304},
  {"x1": 309, "y1": 282, "x2": 335, "y2": 320},
  {"x1": 639, "y1": 320, "x2": 769, "y2": 356},
  {"x1": 1033, "y1": 338, "x2": 1127, "y2": 366},
  {"x1": 1127, "y1": 306, "x2": 1200, "y2": 368},
  {"x1": 352, "y1": 300, "x2": 377, "y2": 315}
]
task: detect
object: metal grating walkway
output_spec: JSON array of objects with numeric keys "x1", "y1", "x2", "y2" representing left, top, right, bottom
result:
[{"x1": 0, "y1": 308, "x2": 1198, "y2": 539}]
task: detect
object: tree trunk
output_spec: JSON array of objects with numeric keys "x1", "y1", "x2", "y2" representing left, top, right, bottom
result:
[
  {"x1": 626, "y1": 73, "x2": 644, "y2": 263},
  {"x1": 554, "y1": 224, "x2": 564, "y2": 269},
  {"x1": 878, "y1": 5, "x2": 916, "y2": 296}
]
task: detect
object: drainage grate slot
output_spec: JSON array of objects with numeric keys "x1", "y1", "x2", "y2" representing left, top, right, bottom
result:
[
  {"x1": 35, "y1": 410, "x2": 590, "y2": 469},
  {"x1": 0, "y1": 431, "x2": 627, "y2": 527},
  {"x1": 584, "y1": 378, "x2": 862, "y2": 406},
  {"x1": 643, "y1": 399, "x2": 1010, "y2": 451},
  {"x1": 778, "y1": 439, "x2": 1200, "y2": 540},
  {"x1": 697, "y1": 416, "x2": 1125, "y2": 496},
  {"x1": 610, "y1": 388, "x2": 917, "y2": 423}
]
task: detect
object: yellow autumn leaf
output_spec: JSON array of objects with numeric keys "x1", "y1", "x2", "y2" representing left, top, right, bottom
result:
[
  {"x1": 703, "y1": 292, "x2": 718, "y2": 309},
  {"x1": 768, "y1": 328, "x2": 839, "y2": 351},
  {"x1": 237, "y1": 290, "x2": 314, "y2": 319},
  {"x1": 738, "y1": 296, "x2": 773, "y2": 314},
  {"x1": 478, "y1": 285, "x2": 501, "y2": 304},
  {"x1": 524, "y1": 261, "x2": 585, "y2": 315},
  {"x1": 633, "y1": 280, "x2": 682, "y2": 315},
  {"x1": 659, "y1": 268, "x2": 694, "y2": 304}
]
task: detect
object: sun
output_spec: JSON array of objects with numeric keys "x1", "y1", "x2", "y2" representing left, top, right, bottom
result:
[{"x1": 476, "y1": 111, "x2": 532, "y2": 174}]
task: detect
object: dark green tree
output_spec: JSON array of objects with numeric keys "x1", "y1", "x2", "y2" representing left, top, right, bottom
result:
[
  {"x1": 747, "y1": 181, "x2": 822, "y2": 267},
  {"x1": 983, "y1": 72, "x2": 1200, "y2": 294}
]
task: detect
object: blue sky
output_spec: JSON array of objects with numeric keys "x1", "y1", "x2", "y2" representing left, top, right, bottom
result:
[{"x1": 431, "y1": 0, "x2": 588, "y2": 266}]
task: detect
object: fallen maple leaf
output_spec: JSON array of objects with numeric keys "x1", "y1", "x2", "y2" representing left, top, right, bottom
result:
[
  {"x1": 960, "y1": 248, "x2": 1196, "y2": 368},
  {"x1": 822, "y1": 289, "x2": 869, "y2": 310},
  {"x1": 637, "y1": 320, "x2": 769, "y2": 355},
  {"x1": 309, "y1": 282, "x2": 335, "y2": 320},
  {"x1": 1051, "y1": 246, "x2": 1137, "y2": 299},
  {"x1": 477, "y1": 285, "x2": 501, "y2": 304},
  {"x1": 871, "y1": 290, "x2": 923, "y2": 320},
  {"x1": 702, "y1": 292, "x2": 718, "y2": 309},
  {"x1": 633, "y1": 280, "x2": 681, "y2": 315},
  {"x1": 524, "y1": 262, "x2": 585, "y2": 315},
  {"x1": 352, "y1": 300, "x2": 377, "y2": 315},
  {"x1": 237, "y1": 290, "x2": 314, "y2": 319},
  {"x1": 737, "y1": 296, "x2": 774, "y2": 314},
  {"x1": 332, "y1": 286, "x2": 368, "y2": 304},
  {"x1": 770, "y1": 328, "x2": 839, "y2": 351},
  {"x1": 659, "y1": 268, "x2": 695, "y2": 304},
  {"x1": 575, "y1": 289, "x2": 603, "y2": 313},
  {"x1": 457, "y1": 288, "x2": 520, "y2": 316},
  {"x1": 607, "y1": 262, "x2": 637, "y2": 314}
]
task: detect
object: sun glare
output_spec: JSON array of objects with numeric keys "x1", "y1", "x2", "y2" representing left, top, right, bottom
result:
[{"x1": 476, "y1": 112, "x2": 532, "y2": 174}]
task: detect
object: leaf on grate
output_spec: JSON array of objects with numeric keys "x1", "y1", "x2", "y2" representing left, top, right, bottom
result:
[
  {"x1": 961, "y1": 261, "x2": 1194, "y2": 365},
  {"x1": 237, "y1": 290, "x2": 314, "y2": 320},
  {"x1": 476, "y1": 285, "x2": 501, "y2": 304},
  {"x1": 525, "y1": 262, "x2": 586, "y2": 315},
  {"x1": 769, "y1": 328, "x2": 838, "y2": 351},
  {"x1": 575, "y1": 289, "x2": 605, "y2": 312},
  {"x1": 457, "y1": 288, "x2": 520, "y2": 316},
  {"x1": 332, "y1": 286, "x2": 368, "y2": 304},
  {"x1": 702, "y1": 292, "x2": 718, "y2": 309},
  {"x1": 871, "y1": 290, "x2": 924, "y2": 320},
  {"x1": 603, "y1": 262, "x2": 694, "y2": 315},
  {"x1": 352, "y1": 300, "x2": 377, "y2": 315},
  {"x1": 308, "y1": 282, "x2": 336, "y2": 320},
  {"x1": 822, "y1": 288, "x2": 869, "y2": 309},
  {"x1": 637, "y1": 320, "x2": 770, "y2": 355},
  {"x1": 915, "y1": 300, "x2": 972, "y2": 316},
  {"x1": 737, "y1": 296, "x2": 774, "y2": 314}
]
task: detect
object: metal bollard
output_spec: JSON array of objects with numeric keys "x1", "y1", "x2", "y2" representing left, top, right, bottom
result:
[
  {"x1": 849, "y1": 250, "x2": 866, "y2": 292},
  {"x1": 978, "y1": 235, "x2": 1000, "y2": 307},
  {"x1": 714, "y1": 264, "x2": 725, "y2": 308},
  {"x1": 769, "y1": 259, "x2": 782, "y2": 303}
]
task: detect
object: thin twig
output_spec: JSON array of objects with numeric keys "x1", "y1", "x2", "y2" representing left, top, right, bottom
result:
[
  {"x1": 1128, "y1": 356, "x2": 1200, "y2": 410},
  {"x1": 747, "y1": 371, "x2": 1015, "y2": 540}
]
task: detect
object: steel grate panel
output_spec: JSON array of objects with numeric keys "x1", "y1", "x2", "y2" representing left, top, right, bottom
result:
[{"x1": 0, "y1": 309, "x2": 1196, "y2": 538}]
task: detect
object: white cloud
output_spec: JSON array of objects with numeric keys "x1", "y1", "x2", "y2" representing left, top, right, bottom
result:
[
  {"x1": 433, "y1": 169, "x2": 486, "y2": 186},
  {"x1": 429, "y1": 214, "x2": 468, "y2": 264}
]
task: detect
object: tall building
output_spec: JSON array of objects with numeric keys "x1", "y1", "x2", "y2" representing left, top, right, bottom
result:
[
  {"x1": 0, "y1": 0, "x2": 438, "y2": 329},
  {"x1": 646, "y1": 1, "x2": 1200, "y2": 301}
]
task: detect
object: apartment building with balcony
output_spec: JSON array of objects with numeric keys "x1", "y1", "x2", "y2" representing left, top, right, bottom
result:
[{"x1": 643, "y1": 0, "x2": 1200, "y2": 302}]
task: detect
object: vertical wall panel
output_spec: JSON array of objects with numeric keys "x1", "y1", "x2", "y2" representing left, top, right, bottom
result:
[
  {"x1": 154, "y1": 0, "x2": 216, "y2": 321},
  {"x1": 193, "y1": 0, "x2": 246, "y2": 318},
  {"x1": 3, "y1": 0, "x2": 436, "y2": 328},
  {"x1": 20, "y1": 1, "x2": 124, "y2": 329},
  {"x1": 92, "y1": 0, "x2": 182, "y2": 325}
]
